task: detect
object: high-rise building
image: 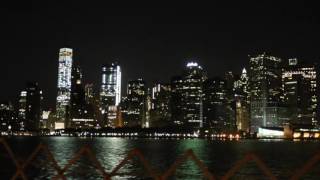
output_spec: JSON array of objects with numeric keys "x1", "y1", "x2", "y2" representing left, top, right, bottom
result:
[
  {"x1": 56, "y1": 48, "x2": 73, "y2": 127},
  {"x1": 249, "y1": 53, "x2": 282, "y2": 133},
  {"x1": 100, "y1": 63, "x2": 121, "y2": 106},
  {"x1": 85, "y1": 83, "x2": 95, "y2": 103},
  {"x1": 100, "y1": 63, "x2": 121, "y2": 127},
  {"x1": 0, "y1": 102, "x2": 18, "y2": 132},
  {"x1": 181, "y1": 62, "x2": 206, "y2": 128},
  {"x1": 18, "y1": 90, "x2": 27, "y2": 130},
  {"x1": 150, "y1": 83, "x2": 171, "y2": 127},
  {"x1": 234, "y1": 68, "x2": 250, "y2": 132},
  {"x1": 282, "y1": 59, "x2": 318, "y2": 126},
  {"x1": 69, "y1": 65, "x2": 95, "y2": 129},
  {"x1": 170, "y1": 76, "x2": 184, "y2": 125},
  {"x1": 25, "y1": 82, "x2": 43, "y2": 131},
  {"x1": 203, "y1": 77, "x2": 228, "y2": 131},
  {"x1": 120, "y1": 79, "x2": 146, "y2": 127},
  {"x1": 224, "y1": 71, "x2": 237, "y2": 132}
]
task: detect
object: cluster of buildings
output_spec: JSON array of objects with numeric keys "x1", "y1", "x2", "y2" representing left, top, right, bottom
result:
[{"x1": 0, "y1": 48, "x2": 319, "y2": 137}]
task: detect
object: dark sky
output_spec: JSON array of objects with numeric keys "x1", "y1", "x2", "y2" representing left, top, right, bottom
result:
[{"x1": 1, "y1": 1, "x2": 319, "y2": 108}]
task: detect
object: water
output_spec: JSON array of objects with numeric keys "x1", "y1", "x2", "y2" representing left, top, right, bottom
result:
[{"x1": 0, "y1": 137, "x2": 319, "y2": 179}]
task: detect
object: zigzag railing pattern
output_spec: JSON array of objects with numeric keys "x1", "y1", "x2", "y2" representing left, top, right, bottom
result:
[{"x1": 0, "y1": 138, "x2": 319, "y2": 179}]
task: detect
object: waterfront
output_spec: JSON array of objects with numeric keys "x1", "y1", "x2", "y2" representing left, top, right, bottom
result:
[{"x1": 0, "y1": 137, "x2": 319, "y2": 179}]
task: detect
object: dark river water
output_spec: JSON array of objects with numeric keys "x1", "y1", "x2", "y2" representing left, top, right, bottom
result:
[{"x1": 0, "y1": 137, "x2": 319, "y2": 179}]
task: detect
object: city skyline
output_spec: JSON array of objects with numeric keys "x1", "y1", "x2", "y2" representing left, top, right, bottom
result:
[{"x1": 1, "y1": 1, "x2": 320, "y2": 108}]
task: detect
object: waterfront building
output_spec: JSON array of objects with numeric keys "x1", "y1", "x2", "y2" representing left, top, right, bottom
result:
[
  {"x1": 234, "y1": 68, "x2": 250, "y2": 132},
  {"x1": 69, "y1": 65, "x2": 95, "y2": 129},
  {"x1": 25, "y1": 82, "x2": 43, "y2": 131},
  {"x1": 56, "y1": 48, "x2": 73, "y2": 127},
  {"x1": 0, "y1": 102, "x2": 18, "y2": 132},
  {"x1": 203, "y1": 77, "x2": 228, "y2": 132},
  {"x1": 100, "y1": 63, "x2": 122, "y2": 127},
  {"x1": 224, "y1": 71, "x2": 237, "y2": 132},
  {"x1": 120, "y1": 79, "x2": 146, "y2": 127},
  {"x1": 249, "y1": 53, "x2": 282, "y2": 133},
  {"x1": 18, "y1": 90, "x2": 27, "y2": 130},
  {"x1": 181, "y1": 62, "x2": 207, "y2": 128},
  {"x1": 170, "y1": 76, "x2": 184, "y2": 125},
  {"x1": 282, "y1": 58, "x2": 318, "y2": 126},
  {"x1": 150, "y1": 83, "x2": 171, "y2": 127}
]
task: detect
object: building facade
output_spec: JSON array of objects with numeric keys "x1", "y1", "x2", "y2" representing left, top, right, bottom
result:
[
  {"x1": 181, "y1": 62, "x2": 206, "y2": 128},
  {"x1": 25, "y1": 82, "x2": 43, "y2": 131},
  {"x1": 120, "y1": 79, "x2": 146, "y2": 127},
  {"x1": 100, "y1": 63, "x2": 121, "y2": 127},
  {"x1": 249, "y1": 53, "x2": 282, "y2": 133},
  {"x1": 56, "y1": 48, "x2": 73, "y2": 127},
  {"x1": 282, "y1": 58, "x2": 318, "y2": 126},
  {"x1": 203, "y1": 77, "x2": 228, "y2": 132}
]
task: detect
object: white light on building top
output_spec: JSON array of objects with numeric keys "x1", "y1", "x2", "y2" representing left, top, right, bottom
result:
[{"x1": 187, "y1": 62, "x2": 199, "y2": 67}]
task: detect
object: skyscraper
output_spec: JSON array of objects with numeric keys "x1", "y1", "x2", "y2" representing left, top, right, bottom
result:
[
  {"x1": 25, "y1": 82, "x2": 42, "y2": 131},
  {"x1": 203, "y1": 77, "x2": 227, "y2": 131},
  {"x1": 150, "y1": 83, "x2": 171, "y2": 127},
  {"x1": 181, "y1": 62, "x2": 206, "y2": 128},
  {"x1": 56, "y1": 48, "x2": 73, "y2": 127},
  {"x1": 69, "y1": 65, "x2": 95, "y2": 128},
  {"x1": 0, "y1": 101, "x2": 18, "y2": 132},
  {"x1": 224, "y1": 71, "x2": 237, "y2": 132},
  {"x1": 234, "y1": 68, "x2": 250, "y2": 132},
  {"x1": 100, "y1": 63, "x2": 121, "y2": 127},
  {"x1": 100, "y1": 63, "x2": 121, "y2": 106},
  {"x1": 282, "y1": 59, "x2": 318, "y2": 126},
  {"x1": 18, "y1": 90, "x2": 27, "y2": 130},
  {"x1": 120, "y1": 79, "x2": 146, "y2": 127},
  {"x1": 170, "y1": 76, "x2": 184, "y2": 125},
  {"x1": 249, "y1": 53, "x2": 282, "y2": 133}
]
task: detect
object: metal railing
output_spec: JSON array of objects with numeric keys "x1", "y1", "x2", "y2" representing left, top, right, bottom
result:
[{"x1": 0, "y1": 138, "x2": 319, "y2": 179}]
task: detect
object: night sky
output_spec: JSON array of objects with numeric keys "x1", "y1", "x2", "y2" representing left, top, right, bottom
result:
[{"x1": 1, "y1": 1, "x2": 319, "y2": 108}]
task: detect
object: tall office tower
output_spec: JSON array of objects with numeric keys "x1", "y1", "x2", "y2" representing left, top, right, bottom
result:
[
  {"x1": 121, "y1": 79, "x2": 146, "y2": 127},
  {"x1": 25, "y1": 82, "x2": 43, "y2": 131},
  {"x1": 69, "y1": 65, "x2": 94, "y2": 128},
  {"x1": 249, "y1": 53, "x2": 282, "y2": 133},
  {"x1": 85, "y1": 83, "x2": 95, "y2": 103},
  {"x1": 100, "y1": 63, "x2": 121, "y2": 106},
  {"x1": 143, "y1": 88, "x2": 152, "y2": 128},
  {"x1": 18, "y1": 90, "x2": 27, "y2": 130},
  {"x1": 203, "y1": 77, "x2": 228, "y2": 132},
  {"x1": 100, "y1": 63, "x2": 121, "y2": 127},
  {"x1": 0, "y1": 102, "x2": 18, "y2": 132},
  {"x1": 282, "y1": 59, "x2": 318, "y2": 126},
  {"x1": 56, "y1": 48, "x2": 73, "y2": 127},
  {"x1": 150, "y1": 83, "x2": 171, "y2": 127},
  {"x1": 234, "y1": 68, "x2": 250, "y2": 132},
  {"x1": 181, "y1": 62, "x2": 207, "y2": 128},
  {"x1": 170, "y1": 76, "x2": 184, "y2": 125},
  {"x1": 224, "y1": 71, "x2": 237, "y2": 132}
]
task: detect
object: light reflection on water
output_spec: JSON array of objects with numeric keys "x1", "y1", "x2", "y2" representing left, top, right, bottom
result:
[{"x1": 1, "y1": 137, "x2": 320, "y2": 179}]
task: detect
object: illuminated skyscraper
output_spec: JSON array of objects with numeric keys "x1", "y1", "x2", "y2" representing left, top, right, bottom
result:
[
  {"x1": 282, "y1": 59, "x2": 318, "y2": 126},
  {"x1": 234, "y1": 68, "x2": 250, "y2": 132},
  {"x1": 249, "y1": 53, "x2": 282, "y2": 133},
  {"x1": 18, "y1": 90, "x2": 27, "y2": 130},
  {"x1": 100, "y1": 63, "x2": 122, "y2": 127},
  {"x1": 56, "y1": 48, "x2": 73, "y2": 126},
  {"x1": 120, "y1": 79, "x2": 146, "y2": 127},
  {"x1": 100, "y1": 63, "x2": 121, "y2": 106},
  {"x1": 181, "y1": 62, "x2": 207, "y2": 128}
]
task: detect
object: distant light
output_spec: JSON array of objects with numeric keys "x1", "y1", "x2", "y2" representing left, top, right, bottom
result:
[{"x1": 187, "y1": 62, "x2": 198, "y2": 67}]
